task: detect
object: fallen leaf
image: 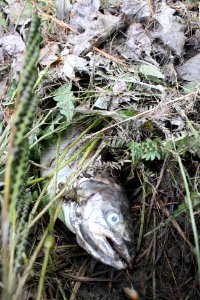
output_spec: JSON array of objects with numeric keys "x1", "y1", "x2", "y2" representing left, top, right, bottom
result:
[
  {"x1": 176, "y1": 53, "x2": 200, "y2": 81},
  {"x1": 121, "y1": 23, "x2": 153, "y2": 63},
  {"x1": 39, "y1": 43, "x2": 61, "y2": 66},
  {"x1": 121, "y1": 0, "x2": 152, "y2": 20},
  {"x1": 68, "y1": 0, "x2": 120, "y2": 55},
  {"x1": 182, "y1": 81, "x2": 200, "y2": 94},
  {"x1": 71, "y1": 11, "x2": 120, "y2": 55},
  {"x1": 113, "y1": 81, "x2": 127, "y2": 95},
  {"x1": 0, "y1": 33, "x2": 25, "y2": 56},
  {"x1": 139, "y1": 64, "x2": 164, "y2": 80},
  {"x1": 92, "y1": 94, "x2": 109, "y2": 110},
  {"x1": 71, "y1": 0, "x2": 100, "y2": 22},
  {"x1": 61, "y1": 54, "x2": 88, "y2": 79},
  {"x1": 153, "y1": 2, "x2": 186, "y2": 55},
  {"x1": 4, "y1": 1, "x2": 32, "y2": 26}
]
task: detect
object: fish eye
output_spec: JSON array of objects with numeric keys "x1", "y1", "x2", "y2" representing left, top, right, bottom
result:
[{"x1": 107, "y1": 212, "x2": 120, "y2": 226}]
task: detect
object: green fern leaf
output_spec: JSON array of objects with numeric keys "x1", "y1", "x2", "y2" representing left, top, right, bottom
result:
[{"x1": 53, "y1": 83, "x2": 75, "y2": 122}]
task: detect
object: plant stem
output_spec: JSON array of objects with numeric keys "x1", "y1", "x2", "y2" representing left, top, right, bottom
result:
[{"x1": 177, "y1": 155, "x2": 200, "y2": 283}]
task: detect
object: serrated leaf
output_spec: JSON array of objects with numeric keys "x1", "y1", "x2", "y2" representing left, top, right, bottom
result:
[
  {"x1": 139, "y1": 64, "x2": 164, "y2": 80},
  {"x1": 53, "y1": 83, "x2": 75, "y2": 122}
]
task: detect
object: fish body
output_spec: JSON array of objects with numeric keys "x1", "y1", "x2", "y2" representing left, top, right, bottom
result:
[{"x1": 41, "y1": 127, "x2": 134, "y2": 269}]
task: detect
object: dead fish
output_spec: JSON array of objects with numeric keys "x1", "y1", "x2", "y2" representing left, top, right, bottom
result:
[{"x1": 41, "y1": 128, "x2": 135, "y2": 270}]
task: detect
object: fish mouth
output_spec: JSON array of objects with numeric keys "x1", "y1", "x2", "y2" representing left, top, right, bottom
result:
[
  {"x1": 78, "y1": 224, "x2": 134, "y2": 270},
  {"x1": 105, "y1": 236, "x2": 134, "y2": 269}
]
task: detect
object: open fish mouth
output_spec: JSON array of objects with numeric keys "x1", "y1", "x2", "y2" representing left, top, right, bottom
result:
[
  {"x1": 77, "y1": 222, "x2": 134, "y2": 270},
  {"x1": 105, "y1": 236, "x2": 134, "y2": 269}
]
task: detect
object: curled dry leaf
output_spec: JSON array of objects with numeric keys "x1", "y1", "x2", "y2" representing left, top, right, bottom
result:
[{"x1": 153, "y1": 2, "x2": 186, "y2": 55}]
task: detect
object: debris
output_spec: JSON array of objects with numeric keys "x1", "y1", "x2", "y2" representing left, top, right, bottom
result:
[
  {"x1": 0, "y1": 33, "x2": 25, "y2": 57},
  {"x1": 4, "y1": 0, "x2": 32, "y2": 26},
  {"x1": 139, "y1": 64, "x2": 165, "y2": 81},
  {"x1": 176, "y1": 53, "x2": 200, "y2": 81},
  {"x1": 1, "y1": 1, "x2": 200, "y2": 299},
  {"x1": 152, "y1": 2, "x2": 186, "y2": 55},
  {"x1": 39, "y1": 43, "x2": 61, "y2": 66},
  {"x1": 123, "y1": 287, "x2": 140, "y2": 300},
  {"x1": 121, "y1": 23, "x2": 154, "y2": 63},
  {"x1": 61, "y1": 54, "x2": 88, "y2": 79},
  {"x1": 121, "y1": 0, "x2": 152, "y2": 21}
]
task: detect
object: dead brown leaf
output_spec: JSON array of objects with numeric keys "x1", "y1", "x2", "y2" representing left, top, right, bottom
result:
[{"x1": 153, "y1": 2, "x2": 186, "y2": 55}]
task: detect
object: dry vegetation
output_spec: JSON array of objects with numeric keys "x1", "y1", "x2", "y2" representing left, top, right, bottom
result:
[{"x1": 0, "y1": 0, "x2": 200, "y2": 299}]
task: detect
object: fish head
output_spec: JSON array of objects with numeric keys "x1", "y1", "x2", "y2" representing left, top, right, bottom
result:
[{"x1": 63, "y1": 180, "x2": 135, "y2": 270}]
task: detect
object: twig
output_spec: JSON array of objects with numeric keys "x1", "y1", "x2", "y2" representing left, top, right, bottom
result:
[
  {"x1": 147, "y1": 156, "x2": 169, "y2": 222},
  {"x1": 69, "y1": 258, "x2": 89, "y2": 300}
]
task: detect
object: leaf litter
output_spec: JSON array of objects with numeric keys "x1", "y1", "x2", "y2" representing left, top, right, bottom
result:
[{"x1": 0, "y1": 0, "x2": 200, "y2": 299}]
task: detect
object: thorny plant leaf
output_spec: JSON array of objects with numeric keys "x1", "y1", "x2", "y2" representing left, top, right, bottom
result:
[
  {"x1": 53, "y1": 83, "x2": 75, "y2": 121},
  {"x1": 153, "y1": 2, "x2": 186, "y2": 55}
]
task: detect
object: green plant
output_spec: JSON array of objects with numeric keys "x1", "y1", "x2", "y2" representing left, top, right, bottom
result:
[{"x1": 1, "y1": 14, "x2": 41, "y2": 300}]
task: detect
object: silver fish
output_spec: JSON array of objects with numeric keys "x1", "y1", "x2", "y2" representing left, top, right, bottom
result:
[{"x1": 41, "y1": 128, "x2": 134, "y2": 270}]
